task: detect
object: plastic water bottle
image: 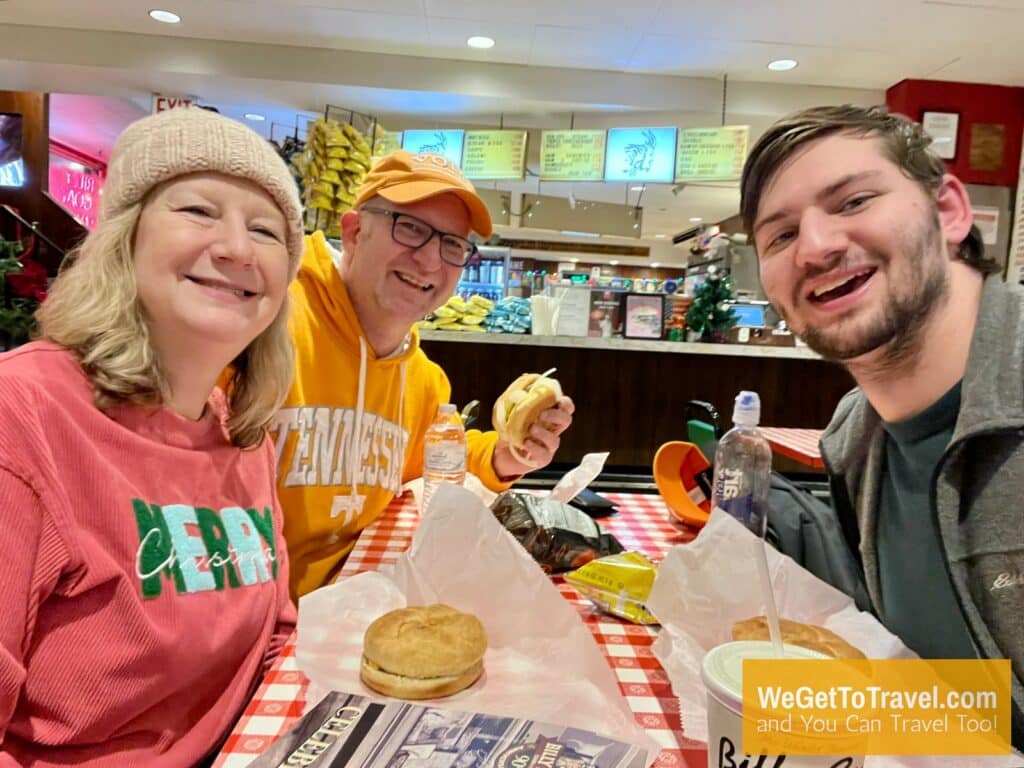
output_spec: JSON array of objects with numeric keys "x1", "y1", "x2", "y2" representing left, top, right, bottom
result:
[
  {"x1": 712, "y1": 391, "x2": 772, "y2": 536},
  {"x1": 422, "y1": 403, "x2": 467, "y2": 513}
]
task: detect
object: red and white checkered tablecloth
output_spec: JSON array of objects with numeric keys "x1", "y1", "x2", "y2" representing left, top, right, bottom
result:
[
  {"x1": 214, "y1": 492, "x2": 708, "y2": 768},
  {"x1": 759, "y1": 427, "x2": 825, "y2": 469}
]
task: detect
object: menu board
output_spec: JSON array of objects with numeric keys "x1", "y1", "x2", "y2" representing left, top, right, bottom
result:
[
  {"x1": 462, "y1": 130, "x2": 528, "y2": 180},
  {"x1": 539, "y1": 130, "x2": 607, "y2": 181},
  {"x1": 675, "y1": 125, "x2": 749, "y2": 181},
  {"x1": 401, "y1": 129, "x2": 465, "y2": 167},
  {"x1": 604, "y1": 127, "x2": 677, "y2": 183}
]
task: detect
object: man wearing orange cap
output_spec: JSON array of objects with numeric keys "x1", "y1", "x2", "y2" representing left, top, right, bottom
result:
[{"x1": 272, "y1": 150, "x2": 575, "y2": 598}]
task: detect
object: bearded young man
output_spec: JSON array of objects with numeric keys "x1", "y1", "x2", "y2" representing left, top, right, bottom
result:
[{"x1": 741, "y1": 105, "x2": 1023, "y2": 749}]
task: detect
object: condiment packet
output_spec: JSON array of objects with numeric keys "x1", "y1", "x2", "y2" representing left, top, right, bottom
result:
[{"x1": 565, "y1": 552, "x2": 659, "y2": 625}]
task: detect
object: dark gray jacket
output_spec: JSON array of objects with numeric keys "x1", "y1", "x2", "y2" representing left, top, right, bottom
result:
[{"x1": 820, "y1": 275, "x2": 1024, "y2": 750}]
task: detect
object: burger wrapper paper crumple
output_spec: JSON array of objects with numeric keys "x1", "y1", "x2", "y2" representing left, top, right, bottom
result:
[
  {"x1": 646, "y1": 510, "x2": 1023, "y2": 768},
  {"x1": 296, "y1": 482, "x2": 659, "y2": 766}
]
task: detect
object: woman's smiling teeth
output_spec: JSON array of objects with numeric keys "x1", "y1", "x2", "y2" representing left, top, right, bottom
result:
[
  {"x1": 186, "y1": 275, "x2": 255, "y2": 298},
  {"x1": 396, "y1": 271, "x2": 433, "y2": 292}
]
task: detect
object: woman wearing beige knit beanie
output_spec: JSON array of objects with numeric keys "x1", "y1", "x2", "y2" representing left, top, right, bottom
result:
[{"x1": 0, "y1": 107, "x2": 303, "y2": 766}]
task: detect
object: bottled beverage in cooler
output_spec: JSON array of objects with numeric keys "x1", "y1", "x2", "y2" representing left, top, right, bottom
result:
[
  {"x1": 711, "y1": 390, "x2": 772, "y2": 535},
  {"x1": 422, "y1": 403, "x2": 467, "y2": 512}
]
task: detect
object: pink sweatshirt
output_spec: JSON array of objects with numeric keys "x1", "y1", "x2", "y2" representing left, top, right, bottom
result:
[{"x1": 0, "y1": 342, "x2": 297, "y2": 767}]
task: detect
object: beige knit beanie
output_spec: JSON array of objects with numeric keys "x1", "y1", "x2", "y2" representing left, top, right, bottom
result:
[{"x1": 103, "y1": 107, "x2": 304, "y2": 275}]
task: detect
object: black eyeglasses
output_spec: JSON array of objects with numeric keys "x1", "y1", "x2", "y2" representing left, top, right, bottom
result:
[{"x1": 361, "y1": 206, "x2": 479, "y2": 267}]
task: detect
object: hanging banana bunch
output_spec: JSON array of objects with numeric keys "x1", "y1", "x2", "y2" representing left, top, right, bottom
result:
[{"x1": 300, "y1": 117, "x2": 373, "y2": 238}]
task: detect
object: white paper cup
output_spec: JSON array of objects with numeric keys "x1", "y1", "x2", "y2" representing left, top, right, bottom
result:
[
  {"x1": 702, "y1": 640, "x2": 865, "y2": 768},
  {"x1": 530, "y1": 295, "x2": 558, "y2": 335}
]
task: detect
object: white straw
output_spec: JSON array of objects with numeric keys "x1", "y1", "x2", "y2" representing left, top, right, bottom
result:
[{"x1": 755, "y1": 536, "x2": 785, "y2": 657}]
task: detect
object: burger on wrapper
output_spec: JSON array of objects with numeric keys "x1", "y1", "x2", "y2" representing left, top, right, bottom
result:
[
  {"x1": 361, "y1": 604, "x2": 488, "y2": 699},
  {"x1": 732, "y1": 616, "x2": 866, "y2": 660},
  {"x1": 492, "y1": 370, "x2": 563, "y2": 466}
]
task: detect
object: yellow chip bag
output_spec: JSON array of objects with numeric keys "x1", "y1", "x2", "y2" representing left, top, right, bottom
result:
[{"x1": 564, "y1": 551, "x2": 659, "y2": 625}]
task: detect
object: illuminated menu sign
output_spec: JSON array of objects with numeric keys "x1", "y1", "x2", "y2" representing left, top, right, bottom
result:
[
  {"x1": 462, "y1": 130, "x2": 528, "y2": 180},
  {"x1": 604, "y1": 127, "x2": 677, "y2": 183},
  {"x1": 539, "y1": 130, "x2": 607, "y2": 181},
  {"x1": 401, "y1": 129, "x2": 465, "y2": 167},
  {"x1": 675, "y1": 125, "x2": 750, "y2": 181}
]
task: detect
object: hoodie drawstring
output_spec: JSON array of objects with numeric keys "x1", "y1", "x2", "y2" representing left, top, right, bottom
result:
[{"x1": 351, "y1": 336, "x2": 368, "y2": 512}]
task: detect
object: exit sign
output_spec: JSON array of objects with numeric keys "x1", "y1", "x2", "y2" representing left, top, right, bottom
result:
[{"x1": 152, "y1": 95, "x2": 194, "y2": 114}]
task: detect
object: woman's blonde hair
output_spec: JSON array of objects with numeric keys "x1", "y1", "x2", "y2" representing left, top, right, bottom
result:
[{"x1": 36, "y1": 197, "x2": 295, "y2": 449}]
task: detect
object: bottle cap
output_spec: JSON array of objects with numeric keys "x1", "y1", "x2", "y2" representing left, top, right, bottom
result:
[
  {"x1": 439, "y1": 403, "x2": 457, "y2": 414},
  {"x1": 732, "y1": 390, "x2": 761, "y2": 426}
]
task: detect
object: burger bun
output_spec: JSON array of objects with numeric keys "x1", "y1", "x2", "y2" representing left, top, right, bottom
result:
[
  {"x1": 361, "y1": 604, "x2": 487, "y2": 700},
  {"x1": 492, "y1": 372, "x2": 563, "y2": 452},
  {"x1": 732, "y1": 616, "x2": 866, "y2": 659}
]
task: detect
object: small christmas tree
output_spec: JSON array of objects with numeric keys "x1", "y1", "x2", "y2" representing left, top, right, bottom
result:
[
  {"x1": 0, "y1": 234, "x2": 47, "y2": 348},
  {"x1": 685, "y1": 267, "x2": 737, "y2": 341}
]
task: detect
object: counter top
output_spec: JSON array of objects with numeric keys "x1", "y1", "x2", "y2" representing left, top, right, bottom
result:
[{"x1": 419, "y1": 329, "x2": 821, "y2": 360}]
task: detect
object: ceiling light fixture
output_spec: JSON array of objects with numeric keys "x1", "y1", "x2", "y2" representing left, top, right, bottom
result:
[
  {"x1": 610, "y1": 260, "x2": 620, "y2": 265},
  {"x1": 655, "y1": 234, "x2": 667, "y2": 239},
  {"x1": 767, "y1": 58, "x2": 798, "y2": 72},
  {"x1": 570, "y1": 258, "x2": 580, "y2": 263},
  {"x1": 651, "y1": 262, "x2": 661, "y2": 268},
  {"x1": 244, "y1": 112, "x2": 265, "y2": 122},
  {"x1": 689, "y1": 216, "x2": 702, "y2": 223},
  {"x1": 467, "y1": 35, "x2": 495, "y2": 49},
  {"x1": 149, "y1": 9, "x2": 181, "y2": 23}
]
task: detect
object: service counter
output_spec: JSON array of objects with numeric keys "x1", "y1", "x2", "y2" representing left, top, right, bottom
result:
[{"x1": 419, "y1": 330, "x2": 854, "y2": 471}]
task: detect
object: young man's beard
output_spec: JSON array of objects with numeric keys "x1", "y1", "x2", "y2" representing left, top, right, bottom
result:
[{"x1": 797, "y1": 214, "x2": 949, "y2": 366}]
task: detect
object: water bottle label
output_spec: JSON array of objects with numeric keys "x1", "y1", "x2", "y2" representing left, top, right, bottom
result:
[
  {"x1": 425, "y1": 443, "x2": 465, "y2": 473},
  {"x1": 713, "y1": 468, "x2": 762, "y2": 532}
]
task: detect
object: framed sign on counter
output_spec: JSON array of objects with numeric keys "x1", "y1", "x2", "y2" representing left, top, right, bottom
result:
[{"x1": 623, "y1": 293, "x2": 665, "y2": 339}]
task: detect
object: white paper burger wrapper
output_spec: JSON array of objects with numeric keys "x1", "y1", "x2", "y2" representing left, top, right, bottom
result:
[
  {"x1": 296, "y1": 481, "x2": 658, "y2": 765},
  {"x1": 404, "y1": 451, "x2": 609, "y2": 514},
  {"x1": 647, "y1": 510, "x2": 1022, "y2": 768}
]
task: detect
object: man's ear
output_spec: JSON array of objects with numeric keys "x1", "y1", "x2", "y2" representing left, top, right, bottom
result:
[
  {"x1": 934, "y1": 174, "x2": 974, "y2": 260},
  {"x1": 340, "y1": 209, "x2": 362, "y2": 252}
]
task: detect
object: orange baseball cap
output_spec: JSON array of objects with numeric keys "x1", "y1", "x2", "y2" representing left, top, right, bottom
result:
[
  {"x1": 652, "y1": 441, "x2": 713, "y2": 528},
  {"x1": 354, "y1": 149, "x2": 493, "y2": 238}
]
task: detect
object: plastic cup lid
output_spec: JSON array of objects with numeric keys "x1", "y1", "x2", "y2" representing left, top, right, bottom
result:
[{"x1": 702, "y1": 640, "x2": 827, "y2": 706}]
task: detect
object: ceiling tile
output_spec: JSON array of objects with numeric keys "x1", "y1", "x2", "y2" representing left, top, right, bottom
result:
[
  {"x1": 228, "y1": 0, "x2": 425, "y2": 14},
  {"x1": 425, "y1": 16, "x2": 534, "y2": 64},
  {"x1": 425, "y1": 0, "x2": 662, "y2": 29},
  {"x1": 529, "y1": 24, "x2": 645, "y2": 69}
]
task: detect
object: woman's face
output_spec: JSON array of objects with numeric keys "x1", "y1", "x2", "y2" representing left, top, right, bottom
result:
[{"x1": 133, "y1": 172, "x2": 291, "y2": 358}]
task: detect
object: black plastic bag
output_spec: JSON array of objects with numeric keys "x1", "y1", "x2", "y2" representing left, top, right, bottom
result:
[{"x1": 491, "y1": 491, "x2": 623, "y2": 573}]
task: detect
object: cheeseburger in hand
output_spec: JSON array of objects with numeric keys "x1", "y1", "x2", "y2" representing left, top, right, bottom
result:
[
  {"x1": 493, "y1": 369, "x2": 563, "y2": 467},
  {"x1": 361, "y1": 604, "x2": 488, "y2": 700}
]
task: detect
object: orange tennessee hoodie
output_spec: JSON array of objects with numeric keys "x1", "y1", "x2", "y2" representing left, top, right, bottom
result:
[{"x1": 272, "y1": 232, "x2": 511, "y2": 599}]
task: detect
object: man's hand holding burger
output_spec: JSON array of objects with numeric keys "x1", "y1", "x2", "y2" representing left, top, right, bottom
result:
[{"x1": 490, "y1": 370, "x2": 575, "y2": 479}]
